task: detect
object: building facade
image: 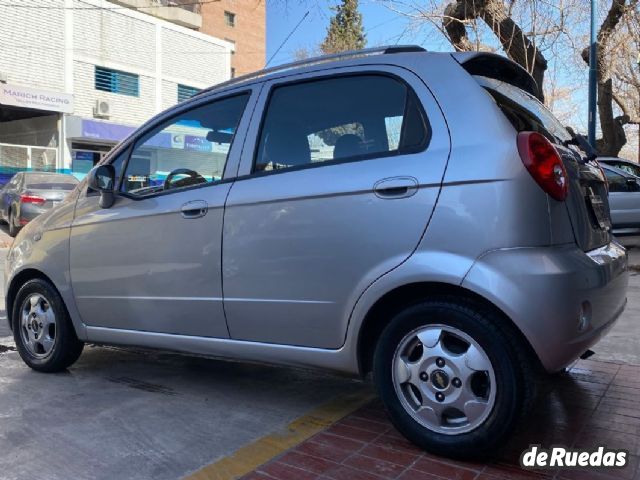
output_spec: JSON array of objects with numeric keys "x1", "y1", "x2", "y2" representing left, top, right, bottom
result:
[
  {"x1": 0, "y1": 0, "x2": 234, "y2": 183},
  {"x1": 199, "y1": 0, "x2": 266, "y2": 77}
]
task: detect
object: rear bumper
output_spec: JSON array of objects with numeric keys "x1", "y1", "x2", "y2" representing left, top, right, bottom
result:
[
  {"x1": 462, "y1": 240, "x2": 629, "y2": 372},
  {"x1": 19, "y1": 204, "x2": 48, "y2": 224}
]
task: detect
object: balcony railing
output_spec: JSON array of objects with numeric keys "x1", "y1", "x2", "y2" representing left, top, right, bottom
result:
[{"x1": 153, "y1": 0, "x2": 201, "y2": 14}]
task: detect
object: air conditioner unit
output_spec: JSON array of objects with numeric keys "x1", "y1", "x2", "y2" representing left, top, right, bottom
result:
[{"x1": 93, "y1": 99, "x2": 112, "y2": 119}]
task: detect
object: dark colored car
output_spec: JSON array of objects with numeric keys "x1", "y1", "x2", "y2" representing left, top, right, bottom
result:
[
  {"x1": 601, "y1": 163, "x2": 640, "y2": 238},
  {"x1": 0, "y1": 172, "x2": 79, "y2": 237}
]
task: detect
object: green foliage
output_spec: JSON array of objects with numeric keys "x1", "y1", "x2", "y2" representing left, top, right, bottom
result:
[{"x1": 320, "y1": 0, "x2": 366, "y2": 55}]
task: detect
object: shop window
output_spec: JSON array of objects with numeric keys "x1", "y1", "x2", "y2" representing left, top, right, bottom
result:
[
  {"x1": 177, "y1": 84, "x2": 201, "y2": 103},
  {"x1": 95, "y1": 66, "x2": 140, "y2": 97}
]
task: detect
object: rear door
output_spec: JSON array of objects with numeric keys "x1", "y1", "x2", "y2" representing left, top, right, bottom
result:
[
  {"x1": 222, "y1": 66, "x2": 450, "y2": 348},
  {"x1": 603, "y1": 167, "x2": 640, "y2": 229}
]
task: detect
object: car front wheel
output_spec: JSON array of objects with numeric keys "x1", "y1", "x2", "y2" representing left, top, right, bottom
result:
[
  {"x1": 373, "y1": 297, "x2": 533, "y2": 459},
  {"x1": 12, "y1": 279, "x2": 84, "y2": 372}
]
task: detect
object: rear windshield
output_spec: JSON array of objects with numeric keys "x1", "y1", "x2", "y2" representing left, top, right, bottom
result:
[
  {"x1": 26, "y1": 175, "x2": 79, "y2": 190},
  {"x1": 475, "y1": 76, "x2": 572, "y2": 144}
]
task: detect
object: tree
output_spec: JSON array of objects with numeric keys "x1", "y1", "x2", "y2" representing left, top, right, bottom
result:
[
  {"x1": 442, "y1": 0, "x2": 548, "y2": 102},
  {"x1": 320, "y1": 0, "x2": 366, "y2": 55},
  {"x1": 580, "y1": 0, "x2": 639, "y2": 155},
  {"x1": 382, "y1": 0, "x2": 639, "y2": 156}
]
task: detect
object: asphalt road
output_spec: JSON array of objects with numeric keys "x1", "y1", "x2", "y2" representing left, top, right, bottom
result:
[
  {"x1": 0, "y1": 249, "x2": 638, "y2": 480},
  {"x1": 0, "y1": 250, "x2": 368, "y2": 480}
]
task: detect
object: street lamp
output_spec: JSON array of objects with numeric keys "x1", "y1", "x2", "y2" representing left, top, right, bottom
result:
[{"x1": 588, "y1": 0, "x2": 597, "y2": 148}]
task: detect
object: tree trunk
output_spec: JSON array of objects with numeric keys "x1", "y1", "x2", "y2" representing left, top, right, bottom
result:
[
  {"x1": 581, "y1": 0, "x2": 637, "y2": 156},
  {"x1": 443, "y1": 0, "x2": 547, "y2": 102}
]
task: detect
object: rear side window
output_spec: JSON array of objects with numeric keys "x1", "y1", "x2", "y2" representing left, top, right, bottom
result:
[{"x1": 254, "y1": 75, "x2": 430, "y2": 173}]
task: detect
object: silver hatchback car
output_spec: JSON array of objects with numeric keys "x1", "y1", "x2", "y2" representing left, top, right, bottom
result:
[{"x1": 5, "y1": 46, "x2": 629, "y2": 458}]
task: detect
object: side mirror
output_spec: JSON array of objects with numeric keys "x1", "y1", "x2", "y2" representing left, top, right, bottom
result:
[{"x1": 88, "y1": 164, "x2": 116, "y2": 209}]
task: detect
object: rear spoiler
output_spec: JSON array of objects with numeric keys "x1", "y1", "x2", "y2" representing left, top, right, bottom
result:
[{"x1": 451, "y1": 52, "x2": 540, "y2": 99}]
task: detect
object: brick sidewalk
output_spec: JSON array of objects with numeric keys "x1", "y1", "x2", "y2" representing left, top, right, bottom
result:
[{"x1": 242, "y1": 359, "x2": 640, "y2": 480}]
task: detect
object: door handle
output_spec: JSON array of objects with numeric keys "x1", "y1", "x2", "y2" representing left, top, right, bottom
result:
[
  {"x1": 373, "y1": 176, "x2": 419, "y2": 199},
  {"x1": 181, "y1": 200, "x2": 208, "y2": 219}
]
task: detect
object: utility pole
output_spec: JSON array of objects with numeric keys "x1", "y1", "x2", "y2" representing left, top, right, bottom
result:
[{"x1": 588, "y1": 0, "x2": 598, "y2": 148}]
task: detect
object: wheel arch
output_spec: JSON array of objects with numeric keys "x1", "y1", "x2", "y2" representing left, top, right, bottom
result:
[
  {"x1": 7, "y1": 268, "x2": 58, "y2": 331},
  {"x1": 357, "y1": 281, "x2": 542, "y2": 376}
]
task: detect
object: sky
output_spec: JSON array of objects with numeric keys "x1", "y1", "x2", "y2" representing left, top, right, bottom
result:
[
  {"x1": 264, "y1": 1, "x2": 595, "y2": 135},
  {"x1": 265, "y1": 1, "x2": 446, "y2": 67}
]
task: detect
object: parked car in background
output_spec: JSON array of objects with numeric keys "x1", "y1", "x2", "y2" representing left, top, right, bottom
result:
[
  {"x1": 601, "y1": 163, "x2": 640, "y2": 239},
  {"x1": 0, "y1": 172, "x2": 79, "y2": 237},
  {"x1": 599, "y1": 156, "x2": 640, "y2": 178},
  {"x1": 4, "y1": 47, "x2": 629, "y2": 459}
]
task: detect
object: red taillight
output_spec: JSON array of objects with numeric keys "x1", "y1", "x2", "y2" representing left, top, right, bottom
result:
[
  {"x1": 517, "y1": 131, "x2": 568, "y2": 201},
  {"x1": 20, "y1": 194, "x2": 46, "y2": 205}
]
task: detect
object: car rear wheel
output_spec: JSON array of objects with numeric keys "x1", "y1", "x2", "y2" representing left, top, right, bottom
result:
[
  {"x1": 373, "y1": 297, "x2": 533, "y2": 459},
  {"x1": 8, "y1": 209, "x2": 19, "y2": 237},
  {"x1": 12, "y1": 279, "x2": 84, "y2": 372}
]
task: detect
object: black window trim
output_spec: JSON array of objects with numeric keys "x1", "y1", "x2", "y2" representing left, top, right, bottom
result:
[
  {"x1": 247, "y1": 71, "x2": 432, "y2": 180},
  {"x1": 101, "y1": 90, "x2": 252, "y2": 201}
]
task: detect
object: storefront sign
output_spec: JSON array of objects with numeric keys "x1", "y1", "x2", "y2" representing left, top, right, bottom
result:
[
  {"x1": 81, "y1": 119, "x2": 135, "y2": 142},
  {"x1": 0, "y1": 83, "x2": 74, "y2": 114}
]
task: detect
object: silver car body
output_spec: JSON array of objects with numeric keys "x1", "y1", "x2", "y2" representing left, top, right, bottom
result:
[{"x1": 4, "y1": 49, "x2": 629, "y2": 375}]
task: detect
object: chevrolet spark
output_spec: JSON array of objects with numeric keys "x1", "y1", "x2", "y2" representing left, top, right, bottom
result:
[{"x1": 5, "y1": 46, "x2": 628, "y2": 458}]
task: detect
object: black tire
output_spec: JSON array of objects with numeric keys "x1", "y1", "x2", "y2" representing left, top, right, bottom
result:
[
  {"x1": 373, "y1": 296, "x2": 534, "y2": 460},
  {"x1": 8, "y1": 208, "x2": 19, "y2": 237},
  {"x1": 12, "y1": 279, "x2": 84, "y2": 373}
]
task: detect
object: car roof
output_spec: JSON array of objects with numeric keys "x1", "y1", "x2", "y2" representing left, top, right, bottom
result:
[{"x1": 192, "y1": 45, "x2": 537, "y2": 100}]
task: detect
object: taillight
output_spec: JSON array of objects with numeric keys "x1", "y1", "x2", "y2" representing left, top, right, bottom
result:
[
  {"x1": 20, "y1": 194, "x2": 46, "y2": 205},
  {"x1": 517, "y1": 131, "x2": 568, "y2": 201}
]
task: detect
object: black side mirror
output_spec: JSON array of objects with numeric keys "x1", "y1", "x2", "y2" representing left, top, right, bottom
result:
[{"x1": 88, "y1": 164, "x2": 116, "y2": 209}]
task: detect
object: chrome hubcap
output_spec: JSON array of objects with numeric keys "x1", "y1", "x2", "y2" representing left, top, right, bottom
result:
[
  {"x1": 20, "y1": 294, "x2": 56, "y2": 358},
  {"x1": 392, "y1": 325, "x2": 496, "y2": 435}
]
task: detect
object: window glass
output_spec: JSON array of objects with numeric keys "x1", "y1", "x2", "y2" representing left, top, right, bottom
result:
[
  {"x1": 254, "y1": 75, "x2": 429, "y2": 172},
  {"x1": 611, "y1": 162, "x2": 640, "y2": 178},
  {"x1": 604, "y1": 168, "x2": 640, "y2": 193},
  {"x1": 478, "y1": 76, "x2": 571, "y2": 144},
  {"x1": 224, "y1": 11, "x2": 236, "y2": 26},
  {"x1": 121, "y1": 94, "x2": 248, "y2": 197},
  {"x1": 178, "y1": 84, "x2": 201, "y2": 103},
  {"x1": 95, "y1": 66, "x2": 139, "y2": 97},
  {"x1": 25, "y1": 174, "x2": 78, "y2": 190}
]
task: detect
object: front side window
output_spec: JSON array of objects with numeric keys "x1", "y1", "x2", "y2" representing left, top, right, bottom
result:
[
  {"x1": 254, "y1": 75, "x2": 429, "y2": 173},
  {"x1": 120, "y1": 93, "x2": 249, "y2": 197}
]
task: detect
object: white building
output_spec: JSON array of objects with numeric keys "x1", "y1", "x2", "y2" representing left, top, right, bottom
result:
[{"x1": 0, "y1": 0, "x2": 233, "y2": 183}]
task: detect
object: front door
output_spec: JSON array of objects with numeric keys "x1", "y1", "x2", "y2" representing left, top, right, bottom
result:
[
  {"x1": 69, "y1": 91, "x2": 253, "y2": 337},
  {"x1": 222, "y1": 67, "x2": 450, "y2": 348}
]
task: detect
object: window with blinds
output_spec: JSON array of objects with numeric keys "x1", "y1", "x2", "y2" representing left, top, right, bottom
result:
[
  {"x1": 177, "y1": 84, "x2": 200, "y2": 103},
  {"x1": 95, "y1": 66, "x2": 140, "y2": 97}
]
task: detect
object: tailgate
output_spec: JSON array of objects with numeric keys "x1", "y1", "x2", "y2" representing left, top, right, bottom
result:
[{"x1": 557, "y1": 149, "x2": 611, "y2": 251}]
